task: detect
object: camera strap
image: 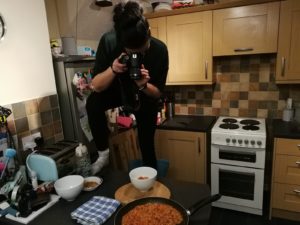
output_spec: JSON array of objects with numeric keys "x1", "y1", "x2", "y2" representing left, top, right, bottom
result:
[{"x1": 117, "y1": 78, "x2": 140, "y2": 113}]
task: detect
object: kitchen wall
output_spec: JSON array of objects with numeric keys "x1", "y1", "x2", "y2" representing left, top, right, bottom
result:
[
  {"x1": 0, "y1": 0, "x2": 62, "y2": 162},
  {"x1": 3, "y1": 95, "x2": 63, "y2": 155},
  {"x1": 167, "y1": 54, "x2": 300, "y2": 119},
  {"x1": 0, "y1": 0, "x2": 56, "y2": 105},
  {"x1": 44, "y1": 0, "x2": 118, "y2": 52}
]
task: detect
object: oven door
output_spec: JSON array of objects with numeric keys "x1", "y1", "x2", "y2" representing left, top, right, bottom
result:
[
  {"x1": 211, "y1": 163, "x2": 264, "y2": 210},
  {"x1": 211, "y1": 144, "x2": 265, "y2": 169}
]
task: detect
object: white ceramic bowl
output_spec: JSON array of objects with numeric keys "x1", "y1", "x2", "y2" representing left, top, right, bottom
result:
[
  {"x1": 54, "y1": 175, "x2": 84, "y2": 201},
  {"x1": 129, "y1": 167, "x2": 157, "y2": 192}
]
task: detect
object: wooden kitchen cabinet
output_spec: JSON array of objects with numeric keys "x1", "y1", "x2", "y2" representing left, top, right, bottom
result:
[
  {"x1": 213, "y1": 2, "x2": 279, "y2": 56},
  {"x1": 270, "y1": 138, "x2": 300, "y2": 221},
  {"x1": 275, "y1": 0, "x2": 300, "y2": 84},
  {"x1": 148, "y1": 11, "x2": 214, "y2": 85},
  {"x1": 154, "y1": 129, "x2": 206, "y2": 183}
]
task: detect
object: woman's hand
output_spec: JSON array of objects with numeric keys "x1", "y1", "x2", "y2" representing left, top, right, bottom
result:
[
  {"x1": 135, "y1": 64, "x2": 150, "y2": 89},
  {"x1": 111, "y1": 53, "x2": 128, "y2": 75}
]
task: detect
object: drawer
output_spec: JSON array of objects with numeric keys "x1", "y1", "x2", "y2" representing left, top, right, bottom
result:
[
  {"x1": 273, "y1": 183, "x2": 300, "y2": 212},
  {"x1": 275, "y1": 138, "x2": 300, "y2": 156},
  {"x1": 274, "y1": 155, "x2": 300, "y2": 185}
]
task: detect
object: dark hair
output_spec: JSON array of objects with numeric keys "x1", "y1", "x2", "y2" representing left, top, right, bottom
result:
[{"x1": 113, "y1": 1, "x2": 150, "y2": 49}]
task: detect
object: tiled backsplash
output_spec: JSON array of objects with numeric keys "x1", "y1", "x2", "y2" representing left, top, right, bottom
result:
[
  {"x1": 166, "y1": 54, "x2": 300, "y2": 119},
  {"x1": 3, "y1": 94, "x2": 64, "y2": 155}
]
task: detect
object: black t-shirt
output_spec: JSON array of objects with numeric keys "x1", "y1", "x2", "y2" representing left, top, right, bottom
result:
[{"x1": 93, "y1": 31, "x2": 169, "y2": 111}]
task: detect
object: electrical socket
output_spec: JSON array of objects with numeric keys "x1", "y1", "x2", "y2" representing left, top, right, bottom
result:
[{"x1": 22, "y1": 132, "x2": 41, "y2": 150}]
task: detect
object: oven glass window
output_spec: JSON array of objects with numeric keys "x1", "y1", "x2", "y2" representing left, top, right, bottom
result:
[{"x1": 219, "y1": 169, "x2": 255, "y2": 200}]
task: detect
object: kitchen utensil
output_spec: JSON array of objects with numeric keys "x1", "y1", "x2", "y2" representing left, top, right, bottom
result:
[
  {"x1": 282, "y1": 108, "x2": 294, "y2": 122},
  {"x1": 294, "y1": 102, "x2": 300, "y2": 123},
  {"x1": 61, "y1": 37, "x2": 77, "y2": 56},
  {"x1": 0, "y1": 148, "x2": 16, "y2": 179},
  {"x1": 114, "y1": 194, "x2": 222, "y2": 225}
]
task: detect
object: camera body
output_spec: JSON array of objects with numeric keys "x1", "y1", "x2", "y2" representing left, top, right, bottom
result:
[{"x1": 119, "y1": 53, "x2": 142, "y2": 80}]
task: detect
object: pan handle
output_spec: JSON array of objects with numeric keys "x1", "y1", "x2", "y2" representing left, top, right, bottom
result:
[{"x1": 187, "y1": 194, "x2": 221, "y2": 216}]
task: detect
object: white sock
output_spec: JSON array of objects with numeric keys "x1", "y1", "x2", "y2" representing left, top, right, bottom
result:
[{"x1": 91, "y1": 149, "x2": 109, "y2": 175}]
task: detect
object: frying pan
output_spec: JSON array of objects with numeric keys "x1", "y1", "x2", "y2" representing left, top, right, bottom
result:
[{"x1": 114, "y1": 194, "x2": 221, "y2": 225}]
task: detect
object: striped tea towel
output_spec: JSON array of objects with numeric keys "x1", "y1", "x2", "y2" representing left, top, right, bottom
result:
[{"x1": 71, "y1": 196, "x2": 120, "y2": 225}]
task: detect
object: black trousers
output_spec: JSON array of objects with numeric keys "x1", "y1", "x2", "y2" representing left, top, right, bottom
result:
[{"x1": 86, "y1": 79, "x2": 158, "y2": 169}]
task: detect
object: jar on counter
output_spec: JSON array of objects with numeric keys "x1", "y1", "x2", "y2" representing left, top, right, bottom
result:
[{"x1": 75, "y1": 143, "x2": 91, "y2": 177}]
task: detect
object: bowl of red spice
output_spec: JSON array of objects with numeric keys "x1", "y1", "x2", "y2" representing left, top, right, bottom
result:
[{"x1": 129, "y1": 166, "x2": 157, "y2": 192}]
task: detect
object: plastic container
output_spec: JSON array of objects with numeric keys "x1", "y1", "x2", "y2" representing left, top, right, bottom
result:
[
  {"x1": 294, "y1": 103, "x2": 300, "y2": 123},
  {"x1": 75, "y1": 143, "x2": 91, "y2": 177}
]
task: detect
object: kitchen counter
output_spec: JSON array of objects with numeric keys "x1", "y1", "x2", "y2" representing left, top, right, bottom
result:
[
  {"x1": 1, "y1": 169, "x2": 212, "y2": 225},
  {"x1": 158, "y1": 115, "x2": 217, "y2": 132},
  {"x1": 270, "y1": 119, "x2": 300, "y2": 139}
]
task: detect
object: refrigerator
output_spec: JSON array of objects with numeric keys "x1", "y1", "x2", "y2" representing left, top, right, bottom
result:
[{"x1": 52, "y1": 55, "x2": 97, "y2": 155}]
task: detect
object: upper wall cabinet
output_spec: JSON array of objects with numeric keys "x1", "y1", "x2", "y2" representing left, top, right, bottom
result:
[
  {"x1": 148, "y1": 11, "x2": 214, "y2": 85},
  {"x1": 213, "y1": 2, "x2": 280, "y2": 56},
  {"x1": 276, "y1": 0, "x2": 300, "y2": 84}
]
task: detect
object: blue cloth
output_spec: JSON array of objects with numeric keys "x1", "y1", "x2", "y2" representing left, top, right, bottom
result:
[{"x1": 71, "y1": 196, "x2": 120, "y2": 225}]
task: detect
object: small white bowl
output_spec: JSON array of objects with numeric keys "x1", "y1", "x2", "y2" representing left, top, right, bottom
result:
[
  {"x1": 129, "y1": 167, "x2": 157, "y2": 192},
  {"x1": 54, "y1": 175, "x2": 84, "y2": 201},
  {"x1": 83, "y1": 176, "x2": 103, "y2": 191}
]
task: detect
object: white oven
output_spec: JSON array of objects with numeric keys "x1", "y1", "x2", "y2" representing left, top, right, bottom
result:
[{"x1": 211, "y1": 117, "x2": 266, "y2": 215}]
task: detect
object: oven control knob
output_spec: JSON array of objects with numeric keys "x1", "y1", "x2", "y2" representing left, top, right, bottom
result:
[
  {"x1": 257, "y1": 141, "x2": 262, "y2": 146},
  {"x1": 226, "y1": 138, "x2": 230, "y2": 143},
  {"x1": 232, "y1": 139, "x2": 237, "y2": 144},
  {"x1": 244, "y1": 140, "x2": 249, "y2": 145},
  {"x1": 238, "y1": 139, "x2": 242, "y2": 144},
  {"x1": 251, "y1": 140, "x2": 255, "y2": 145}
]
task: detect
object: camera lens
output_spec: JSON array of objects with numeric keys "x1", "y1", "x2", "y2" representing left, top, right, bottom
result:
[{"x1": 129, "y1": 53, "x2": 141, "y2": 80}]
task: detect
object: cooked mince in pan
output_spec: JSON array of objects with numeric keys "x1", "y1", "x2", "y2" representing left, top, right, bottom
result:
[{"x1": 122, "y1": 203, "x2": 183, "y2": 225}]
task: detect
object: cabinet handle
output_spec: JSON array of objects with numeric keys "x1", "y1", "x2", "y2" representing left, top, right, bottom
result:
[
  {"x1": 198, "y1": 137, "x2": 201, "y2": 154},
  {"x1": 281, "y1": 57, "x2": 286, "y2": 77},
  {"x1": 234, "y1": 48, "x2": 253, "y2": 52},
  {"x1": 296, "y1": 161, "x2": 300, "y2": 165},
  {"x1": 205, "y1": 61, "x2": 208, "y2": 80},
  {"x1": 297, "y1": 144, "x2": 300, "y2": 149},
  {"x1": 293, "y1": 189, "x2": 300, "y2": 194}
]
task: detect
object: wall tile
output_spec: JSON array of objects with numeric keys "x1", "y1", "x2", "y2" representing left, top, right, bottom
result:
[
  {"x1": 12, "y1": 102, "x2": 26, "y2": 119},
  {"x1": 28, "y1": 113, "x2": 42, "y2": 130},
  {"x1": 4, "y1": 94, "x2": 63, "y2": 156},
  {"x1": 14, "y1": 117, "x2": 29, "y2": 133},
  {"x1": 165, "y1": 55, "x2": 300, "y2": 119},
  {"x1": 25, "y1": 99, "x2": 39, "y2": 115},
  {"x1": 38, "y1": 96, "x2": 51, "y2": 112}
]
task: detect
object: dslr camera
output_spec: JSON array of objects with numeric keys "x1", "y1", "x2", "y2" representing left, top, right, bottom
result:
[{"x1": 119, "y1": 53, "x2": 142, "y2": 80}]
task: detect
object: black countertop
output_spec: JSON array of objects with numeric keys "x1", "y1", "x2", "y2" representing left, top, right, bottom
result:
[
  {"x1": 1, "y1": 169, "x2": 212, "y2": 225},
  {"x1": 270, "y1": 119, "x2": 300, "y2": 139},
  {"x1": 158, "y1": 115, "x2": 217, "y2": 132}
]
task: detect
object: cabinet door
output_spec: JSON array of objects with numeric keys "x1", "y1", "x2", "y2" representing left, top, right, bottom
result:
[
  {"x1": 276, "y1": 0, "x2": 300, "y2": 83},
  {"x1": 166, "y1": 11, "x2": 213, "y2": 85},
  {"x1": 274, "y1": 155, "x2": 300, "y2": 185},
  {"x1": 213, "y1": 2, "x2": 279, "y2": 56},
  {"x1": 148, "y1": 17, "x2": 167, "y2": 45},
  {"x1": 155, "y1": 130, "x2": 206, "y2": 183},
  {"x1": 273, "y1": 183, "x2": 300, "y2": 213}
]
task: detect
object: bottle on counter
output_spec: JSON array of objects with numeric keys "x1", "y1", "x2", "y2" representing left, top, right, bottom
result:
[{"x1": 75, "y1": 143, "x2": 91, "y2": 177}]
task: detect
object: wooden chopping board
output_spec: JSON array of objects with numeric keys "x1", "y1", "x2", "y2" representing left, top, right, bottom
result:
[{"x1": 115, "y1": 181, "x2": 171, "y2": 205}]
